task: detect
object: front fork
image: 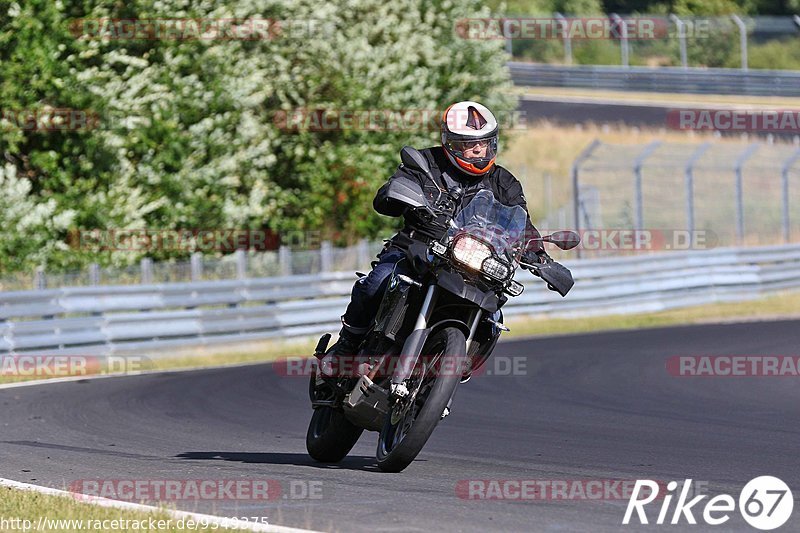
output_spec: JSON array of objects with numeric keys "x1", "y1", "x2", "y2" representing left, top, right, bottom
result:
[{"x1": 390, "y1": 283, "x2": 483, "y2": 395}]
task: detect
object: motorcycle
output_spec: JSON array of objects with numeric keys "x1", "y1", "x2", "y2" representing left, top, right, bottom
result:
[{"x1": 306, "y1": 147, "x2": 580, "y2": 472}]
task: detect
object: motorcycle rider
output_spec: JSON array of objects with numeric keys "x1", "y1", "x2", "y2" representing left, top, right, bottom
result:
[{"x1": 324, "y1": 101, "x2": 551, "y2": 362}]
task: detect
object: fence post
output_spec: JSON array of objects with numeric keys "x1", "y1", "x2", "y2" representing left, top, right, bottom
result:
[
  {"x1": 503, "y1": 19, "x2": 513, "y2": 56},
  {"x1": 141, "y1": 258, "x2": 153, "y2": 284},
  {"x1": 320, "y1": 241, "x2": 333, "y2": 272},
  {"x1": 571, "y1": 139, "x2": 602, "y2": 258},
  {"x1": 781, "y1": 148, "x2": 800, "y2": 243},
  {"x1": 88, "y1": 263, "x2": 100, "y2": 286},
  {"x1": 235, "y1": 249, "x2": 247, "y2": 280},
  {"x1": 190, "y1": 252, "x2": 203, "y2": 281},
  {"x1": 554, "y1": 13, "x2": 572, "y2": 65},
  {"x1": 279, "y1": 245, "x2": 292, "y2": 276},
  {"x1": 610, "y1": 14, "x2": 629, "y2": 68},
  {"x1": 632, "y1": 141, "x2": 662, "y2": 230},
  {"x1": 685, "y1": 143, "x2": 712, "y2": 238},
  {"x1": 731, "y1": 15, "x2": 748, "y2": 71},
  {"x1": 33, "y1": 266, "x2": 46, "y2": 290},
  {"x1": 669, "y1": 14, "x2": 688, "y2": 68},
  {"x1": 733, "y1": 143, "x2": 759, "y2": 245}
]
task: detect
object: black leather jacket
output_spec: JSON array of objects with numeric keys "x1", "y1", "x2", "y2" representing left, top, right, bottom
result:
[{"x1": 373, "y1": 146, "x2": 544, "y2": 255}]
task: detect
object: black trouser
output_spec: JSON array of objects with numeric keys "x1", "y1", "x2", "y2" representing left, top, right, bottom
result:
[{"x1": 340, "y1": 247, "x2": 412, "y2": 334}]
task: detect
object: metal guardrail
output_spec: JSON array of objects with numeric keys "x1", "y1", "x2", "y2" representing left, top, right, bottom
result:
[
  {"x1": 1, "y1": 245, "x2": 799, "y2": 356},
  {"x1": 509, "y1": 62, "x2": 800, "y2": 96}
]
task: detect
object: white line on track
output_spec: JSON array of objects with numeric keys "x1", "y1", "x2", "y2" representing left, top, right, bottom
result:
[
  {"x1": 0, "y1": 478, "x2": 320, "y2": 533},
  {"x1": 0, "y1": 360, "x2": 322, "y2": 533}
]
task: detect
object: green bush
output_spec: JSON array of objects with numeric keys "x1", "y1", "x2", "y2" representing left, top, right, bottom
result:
[
  {"x1": 0, "y1": 0, "x2": 515, "y2": 273},
  {"x1": 737, "y1": 37, "x2": 800, "y2": 70}
]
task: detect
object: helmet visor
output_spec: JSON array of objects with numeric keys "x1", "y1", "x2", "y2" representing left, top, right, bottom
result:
[{"x1": 445, "y1": 136, "x2": 497, "y2": 161}]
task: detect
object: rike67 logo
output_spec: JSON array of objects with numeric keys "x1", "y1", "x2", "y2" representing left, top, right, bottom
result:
[{"x1": 623, "y1": 476, "x2": 793, "y2": 530}]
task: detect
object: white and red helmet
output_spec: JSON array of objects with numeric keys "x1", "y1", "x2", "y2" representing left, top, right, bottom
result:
[{"x1": 441, "y1": 101, "x2": 499, "y2": 176}]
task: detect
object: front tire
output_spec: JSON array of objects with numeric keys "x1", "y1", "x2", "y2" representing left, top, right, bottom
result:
[{"x1": 376, "y1": 327, "x2": 467, "y2": 472}]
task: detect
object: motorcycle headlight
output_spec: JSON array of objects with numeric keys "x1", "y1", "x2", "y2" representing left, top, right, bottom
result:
[
  {"x1": 451, "y1": 235, "x2": 511, "y2": 281},
  {"x1": 481, "y1": 256, "x2": 511, "y2": 281},
  {"x1": 452, "y1": 235, "x2": 492, "y2": 271}
]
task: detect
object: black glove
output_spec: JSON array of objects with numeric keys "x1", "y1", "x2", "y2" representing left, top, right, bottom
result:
[{"x1": 521, "y1": 250, "x2": 552, "y2": 270}]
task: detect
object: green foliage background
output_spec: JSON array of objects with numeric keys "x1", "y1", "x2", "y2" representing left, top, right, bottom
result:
[
  {"x1": 0, "y1": 0, "x2": 515, "y2": 272},
  {"x1": 493, "y1": 0, "x2": 800, "y2": 69},
  {"x1": 0, "y1": 0, "x2": 797, "y2": 275}
]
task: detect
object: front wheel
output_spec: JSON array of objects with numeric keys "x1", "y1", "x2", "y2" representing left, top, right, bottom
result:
[{"x1": 376, "y1": 327, "x2": 467, "y2": 472}]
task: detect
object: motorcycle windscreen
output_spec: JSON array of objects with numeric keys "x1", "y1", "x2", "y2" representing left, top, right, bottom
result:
[{"x1": 448, "y1": 189, "x2": 528, "y2": 260}]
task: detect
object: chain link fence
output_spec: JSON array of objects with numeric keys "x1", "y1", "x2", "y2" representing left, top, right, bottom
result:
[
  {"x1": 4, "y1": 135, "x2": 800, "y2": 289},
  {"x1": 567, "y1": 138, "x2": 800, "y2": 256},
  {"x1": 507, "y1": 14, "x2": 800, "y2": 71}
]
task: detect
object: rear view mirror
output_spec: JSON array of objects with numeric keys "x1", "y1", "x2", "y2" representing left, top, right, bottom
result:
[
  {"x1": 400, "y1": 146, "x2": 432, "y2": 176},
  {"x1": 543, "y1": 231, "x2": 581, "y2": 250}
]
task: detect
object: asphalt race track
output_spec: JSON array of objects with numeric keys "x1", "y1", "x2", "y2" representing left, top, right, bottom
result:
[
  {"x1": 519, "y1": 96, "x2": 671, "y2": 129},
  {"x1": 517, "y1": 96, "x2": 797, "y2": 139},
  {"x1": 2, "y1": 320, "x2": 799, "y2": 532}
]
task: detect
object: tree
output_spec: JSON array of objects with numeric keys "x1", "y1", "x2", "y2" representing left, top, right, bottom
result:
[{"x1": 0, "y1": 0, "x2": 515, "y2": 272}]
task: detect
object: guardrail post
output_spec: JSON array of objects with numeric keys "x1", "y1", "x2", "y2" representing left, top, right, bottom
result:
[
  {"x1": 669, "y1": 14, "x2": 688, "y2": 68},
  {"x1": 571, "y1": 139, "x2": 602, "y2": 258},
  {"x1": 140, "y1": 258, "x2": 153, "y2": 284},
  {"x1": 320, "y1": 241, "x2": 333, "y2": 272},
  {"x1": 88, "y1": 263, "x2": 100, "y2": 286},
  {"x1": 503, "y1": 18, "x2": 513, "y2": 56},
  {"x1": 734, "y1": 143, "x2": 759, "y2": 245},
  {"x1": 554, "y1": 13, "x2": 572, "y2": 65},
  {"x1": 235, "y1": 249, "x2": 247, "y2": 280},
  {"x1": 731, "y1": 15, "x2": 748, "y2": 71},
  {"x1": 632, "y1": 141, "x2": 662, "y2": 230},
  {"x1": 279, "y1": 245, "x2": 292, "y2": 276},
  {"x1": 610, "y1": 14, "x2": 629, "y2": 67},
  {"x1": 33, "y1": 266, "x2": 46, "y2": 290},
  {"x1": 781, "y1": 148, "x2": 800, "y2": 243},
  {"x1": 685, "y1": 143, "x2": 712, "y2": 239},
  {"x1": 190, "y1": 252, "x2": 203, "y2": 281}
]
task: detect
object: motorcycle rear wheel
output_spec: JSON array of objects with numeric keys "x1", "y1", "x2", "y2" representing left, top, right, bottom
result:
[{"x1": 306, "y1": 405, "x2": 364, "y2": 463}]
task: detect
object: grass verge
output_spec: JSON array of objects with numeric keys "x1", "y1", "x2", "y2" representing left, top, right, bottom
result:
[
  {"x1": 510, "y1": 86, "x2": 800, "y2": 108},
  {"x1": 0, "y1": 486, "x2": 227, "y2": 533},
  {"x1": 503, "y1": 289, "x2": 800, "y2": 339}
]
